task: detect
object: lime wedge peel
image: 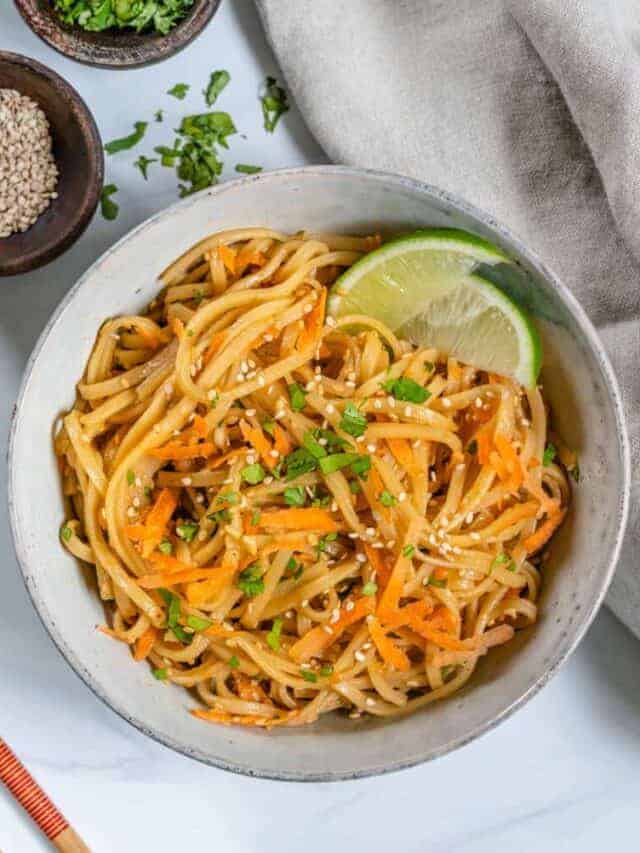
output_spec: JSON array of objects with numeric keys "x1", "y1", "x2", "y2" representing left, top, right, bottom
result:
[{"x1": 328, "y1": 229, "x2": 542, "y2": 388}]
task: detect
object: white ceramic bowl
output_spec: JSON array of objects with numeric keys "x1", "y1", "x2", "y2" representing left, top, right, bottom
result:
[{"x1": 9, "y1": 167, "x2": 630, "y2": 781}]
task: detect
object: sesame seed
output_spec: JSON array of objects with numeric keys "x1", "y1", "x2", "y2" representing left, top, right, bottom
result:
[
  {"x1": 301, "y1": 600, "x2": 309, "y2": 607},
  {"x1": 453, "y1": 546, "x2": 462, "y2": 554},
  {"x1": 132, "y1": 497, "x2": 140, "y2": 508},
  {"x1": 465, "y1": 512, "x2": 474, "y2": 524},
  {"x1": 366, "y1": 443, "x2": 377, "y2": 453},
  {"x1": 356, "y1": 553, "x2": 367, "y2": 563},
  {"x1": 245, "y1": 408, "x2": 256, "y2": 417},
  {"x1": 257, "y1": 375, "x2": 266, "y2": 386},
  {"x1": 300, "y1": 662, "x2": 310, "y2": 669},
  {"x1": 386, "y1": 540, "x2": 396, "y2": 550},
  {"x1": 475, "y1": 397, "x2": 483, "y2": 408},
  {"x1": 356, "y1": 435, "x2": 365, "y2": 443},
  {"x1": 318, "y1": 437, "x2": 328, "y2": 446},
  {"x1": 430, "y1": 470, "x2": 437, "y2": 482},
  {"x1": 470, "y1": 532, "x2": 481, "y2": 541},
  {"x1": 355, "y1": 650, "x2": 366, "y2": 662},
  {"x1": 330, "y1": 609, "x2": 340, "y2": 623},
  {"x1": 269, "y1": 449, "x2": 280, "y2": 458},
  {"x1": 126, "y1": 506, "x2": 136, "y2": 518},
  {"x1": 345, "y1": 380, "x2": 356, "y2": 389},
  {"x1": 182, "y1": 477, "x2": 192, "y2": 486},
  {"x1": 323, "y1": 625, "x2": 334, "y2": 634},
  {"x1": 428, "y1": 534, "x2": 437, "y2": 545},
  {"x1": 387, "y1": 396, "x2": 396, "y2": 408},
  {"x1": 372, "y1": 542, "x2": 384, "y2": 549},
  {"x1": 264, "y1": 476, "x2": 274, "y2": 485},
  {"x1": 349, "y1": 711, "x2": 361, "y2": 719},
  {"x1": 164, "y1": 383, "x2": 173, "y2": 396},
  {"x1": 365, "y1": 697, "x2": 375, "y2": 707},
  {"x1": 365, "y1": 527, "x2": 375, "y2": 537},
  {"x1": 325, "y1": 316, "x2": 337, "y2": 327},
  {"x1": 362, "y1": 642, "x2": 372, "y2": 650},
  {"x1": 404, "y1": 406, "x2": 413, "y2": 417},
  {"x1": 348, "y1": 532, "x2": 359, "y2": 539},
  {"x1": 440, "y1": 516, "x2": 450, "y2": 527},
  {"x1": 208, "y1": 389, "x2": 217, "y2": 400},
  {"x1": 235, "y1": 372, "x2": 244, "y2": 382},
  {"x1": 135, "y1": 477, "x2": 142, "y2": 488},
  {"x1": 326, "y1": 403, "x2": 335, "y2": 414},
  {"x1": 246, "y1": 454, "x2": 256, "y2": 465},
  {"x1": 398, "y1": 491, "x2": 407, "y2": 502},
  {"x1": 264, "y1": 333, "x2": 274, "y2": 342},
  {"x1": 303, "y1": 303, "x2": 313, "y2": 314},
  {"x1": 442, "y1": 398, "x2": 452, "y2": 408},
  {"x1": 374, "y1": 399, "x2": 383, "y2": 410}
]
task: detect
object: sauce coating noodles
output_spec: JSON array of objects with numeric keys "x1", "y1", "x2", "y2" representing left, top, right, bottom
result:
[{"x1": 56, "y1": 228, "x2": 570, "y2": 727}]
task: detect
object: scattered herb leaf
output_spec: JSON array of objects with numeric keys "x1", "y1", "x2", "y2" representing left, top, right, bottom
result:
[
  {"x1": 260, "y1": 75, "x2": 289, "y2": 132},
  {"x1": 339, "y1": 402, "x2": 368, "y2": 438},
  {"x1": 301, "y1": 669, "x2": 317, "y2": 683},
  {"x1": 204, "y1": 70, "x2": 230, "y2": 106},
  {"x1": 241, "y1": 463, "x2": 266, "y2": 485},
  {"x1": 543, "y1": 443, "x2": 557, "y2": 467},
  {"x1": 176, "y1": 521, "x2": 198, "y2": 542},
  {"x1": 362, "y1": 581, "x2": 378, "y2": 596},
  {"x1": 60, "y1": 524, "x2": 72, "y2": 542},
  {"x1": 237, "y1": 564, "x2": 264, "y2": 597},
  {"x1": 266, "y1": 617, "x2": 283, "y2": 651},
  {"x1": 168, "y1": 83, "x2": 190, "y2": 100},
  {"x1": 126, "y1": 469, "x2": 135, "y2": 486},
  {"x1": 382, "y1": 376, "x2": 430, "y2": 404},
  {"x1": 158, "y1": 539, "x2": 173, "y2": 555},
  {"x1": 235, "y1": 163, "x2": 262, "y2": 174},
  {"x1": 100, "y1": 184, "x2": 119, "y2": 221},
  {"x1": 152, "y1": 668, "x2": 168, "y2": 680},
  {"x1": 228, "y1": 655, "x2": 240, "y2": 669},
  {"x1": 288, "y1": 382, "x2": 308, "y2": 412},
  {"x1": 284, "y1": 486, "x2": 306, "y2": 507},
  {"x1": 105, "y1": 121, "x2": 147, "y2": 155},
  {"x1": 379, "y1": 490, "x2": 397, "y2": 508},
  {"x1": 134, "y1": 155, "x2": 157, "y2": 180}
]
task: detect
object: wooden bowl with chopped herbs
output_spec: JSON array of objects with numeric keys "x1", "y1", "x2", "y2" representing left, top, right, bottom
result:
[
  {"x1": 15, "y1": 0, "x2": 221, "y2": 68},
  {"x1": 0, "y1": 51, "x2": 103, "y2": 276}
]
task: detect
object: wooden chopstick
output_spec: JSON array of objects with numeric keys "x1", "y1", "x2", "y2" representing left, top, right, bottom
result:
[{"x1": 0, "y1": 737, "x2": 90, "y2": 851}]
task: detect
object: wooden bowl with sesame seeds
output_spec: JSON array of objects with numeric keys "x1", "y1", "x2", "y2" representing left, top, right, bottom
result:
[
  {"x1": 14, "y1": 0, "x2": 221, "y2": 69},
  {"x1": 0, "y1": 52, "x2": 103, "y2": 276}
]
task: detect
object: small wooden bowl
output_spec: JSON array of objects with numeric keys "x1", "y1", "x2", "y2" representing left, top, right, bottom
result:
[
  {"x1": 0, "y1": 52, "x2": 103, "y2": 276},
  {"x1": 14, "y1": 0, "x2": 221, "y2": 69}
]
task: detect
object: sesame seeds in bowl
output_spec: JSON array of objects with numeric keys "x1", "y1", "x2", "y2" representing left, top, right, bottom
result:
[{"x1": 0, "y1": 52, "x2": 103, "y2": 277}]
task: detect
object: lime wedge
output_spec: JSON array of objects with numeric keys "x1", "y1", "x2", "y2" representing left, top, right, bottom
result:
[{"x1": 328, "y1": 229, "x2": 541, "y2": 387}]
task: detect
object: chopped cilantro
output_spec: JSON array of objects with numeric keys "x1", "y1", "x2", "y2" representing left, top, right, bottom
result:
[
  {"x1": 543, "y1": 443, "x2": 557, "y2": 467},
  {"x1": 52, "y1": 0, "x2": 195, "y2": 34},
  {"x1": 284, "y1": 447, "x2": 318, "y2": 480},
  {"x1": 424, "y1": 361, "x2": 435, "y2": 373},
  {"x1": 241, "y1": 463, "x2": 266, "y2": 485},
  {"x1": 251, "y1": 510, "x2": 261, "y2": 527},
  {"x1": 158, "y1": 588, "x2": 180, "y2": 628},
  {"x1": 217, "y1": 491, "x2": 239, "y2": 505},
  {"x1": 319, "y1": 664, "x2": 334, "y2": 677},
  {"x1": 379, "y1": 490, "x2": 397, "y2": 508},
  {"x1": 362, "y1": 581, "x2": 378, "y2": 596},
  {"x1": 300, "y1": 669, "x2": 317, "y2": 683},
  {"x1": 349, "y1": 479, "x2": 362, "y2": 494},
  {"x1": 158, "y1": 539, "x2": 173, "y2": 555},
  {"x1": 228, "y1": 655, "x2": 240, "y2": 669},
  {"x1": 402, "y1": 544, "x2": 415, "y2": 558},
  {"x1": 235, "y1": 163, "x2": 263, "y2": 174},
  {"x1": 152, "y1": 668, "x2": 168, "y2": 680},
  {"x1": 144, "y1": 486, "x2": 152, "y2": 498},
  {"x1": 350, "y1": 454, "x2": 371, "y2": 479},
  {"x1": 126, "y1": 469, "x2": 135, "y2": 486},
  {"x1": 382, "y1": 376, "x2": 430, "y2": 404},
  {"x1": 60, "y1": 524, "x2": 72, "y2": 542},
  {"x1": 266, "y1": 617, "x2": 283, "y2": 651},
  {"x1": 262, "y1": 418, "x2": 275, "y2": 436},
  {"x1": 428, "y1": 576, "x2": 447, "y2": 588},
  {"x1": 171, "y1": 624, "x2": 194, "y2": 645},
  {"x1": 105, "y1": 121, "x2": 147, "y2": 155},
  {"x1": 100, "y1": 184, "x2": 119, "y2": 221},
  {"x1": 237, "y1": 564, "x2": 264, "y2": 597},
  {"x1": 339, "y1": 402, "x2": 368, "y2": 437},
  {"x1": 284, "y1": 486, "x2": 306, "y2": 506},
  {"x1": 302, "y1": 430, "x2": 328, "y2": 459},
  {"x1": 134, "y1": 155, "x2": 157, "y2": 180},
  {"x1": 260, "y1": 75, "x2": 289, "y2": 132},
  {"x1": 318, "y1": 452, "x2": 360, "y2": 475},
  {"x1": 176, "y1": 521, "x2": 198, "y2": 542},
  {"x1": 204, "y1": 70, "x2": 230, "y2": 106},
  {"x1": 155, "y1": 109, "x2": 164, "y2": 122},
  {"x1": 317, "y1": 532, "x2": 338, "y2": 554},
  {"x1": 288, "y1": 382, "x2": 308, "y2": 412},
  {"x1": 168, "y1": 83, "x2": 190, "y2": 100},
  {"x1": 208, "y1": 509, "x2": 230, "y2": 525},
  {"x1": 490, "y1": 553, "x2": 515, "y2": 572}
]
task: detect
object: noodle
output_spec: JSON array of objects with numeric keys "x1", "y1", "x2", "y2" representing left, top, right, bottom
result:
[{"x1": 56, "y1": 228, "x2": 571, "y2": 728}]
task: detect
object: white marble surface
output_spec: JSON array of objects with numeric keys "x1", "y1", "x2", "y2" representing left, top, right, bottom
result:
[{"x1": 2, "y1": 2, "x2": 640, "y2": 850}]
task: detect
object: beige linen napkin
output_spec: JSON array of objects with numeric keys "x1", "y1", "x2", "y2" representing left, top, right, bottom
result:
[{"x1": 257, "y1": 0, "x2": 640, "y2": 635}]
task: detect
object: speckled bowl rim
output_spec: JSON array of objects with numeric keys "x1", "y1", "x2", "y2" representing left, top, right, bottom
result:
[
  {"x1": 14, "y1": 0, "x2": 221, "y2": 69},
  {"x1": 0, "y1": 51, "x2": 104, "y2": 275},
  {"x1": 8, "y1": 166, "x2": 631, "y2": 781}
]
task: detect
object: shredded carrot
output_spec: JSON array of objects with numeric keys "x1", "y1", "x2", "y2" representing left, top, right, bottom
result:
[
  {"x1": 489, "y1": 450, "x2": 510, "y2": 483},
  {"x1": 368, "y1": 617, "x2": 411, "y2": 671},
  {"x1": 133, "y1": 625, "x2": 159, "y2": 661},
  {"x1": 137, "y1": 326, "x2": 161, "y2": 349},
  {"x1": 185, "y1": 415, "x2": 209, "y2": 441},
  {"x1": 477, "y1": 429, "x2": 493, "y2": 465},
  {"x1": 203, "y1": 330, "x2": 227, "y2": 364},
  {"x1": 170, "y1": 317, "x2": 185, "y2": 339},
  {"x1": 233, "y1": 672, "x2": 272, "y2": 704},
  {"x1": 522, "y1": 509, "x2": 567, "y2": 554},
  {"x1": 386, "y1": 438, "x2": 419, "y2": 477},
  {"x1": 138, "y1": 567, "x2": 218, "y2": 588},
  {"x1": 259, "y1": 534, "x2": 310, "y2": 556},
  {"x1": 258, "y1": 508, "x2": 338, "y2": 533},
  {"x1": 273, "y1": 424, "x2": 292, "y2": 456},
  {"x1": 209, "y1": 448, "x2": 244, "y2": 469},
  {"x1": 236, "y1": 249, "x2": 267, "y2": 274},
  {"x1": 483, "y1": 501, "x2": 539, "y2": 537},
  {"x1": 382, "y1": 599, "x2": 433, "y2": 630},
  {"x1": 420, "y1": 623, "x2": 514, "y2": 652},
  {"x1": 191, "y1": 709, "x2": 295, "y2": 727},
  {"x1": 297, "y1": 287, "x2": 327, "y2": 351},
  {"x1": 124, "y1": 523, "x2": 153, "y2": 542},
  {"x1": 185, "y1": 555, "x2": 240, "y2": 605},
  {"x1": 290, "y1": 596, "x2": 374, "y2": 662},
  {"x1": 218, "y1": 245, "x2": 237, "y2": 275},
  {"x1": 148, "y1": 441, "x2": 215, "y2": 460},
  {"x1": 528, "y1": 457, "x2": 541, "y2": 469},
  {"x1": 494, "y1": 433, "x2": 524, "y2": 490},
  {"x1": 138, "y1": 488, "x2": 177, "y2": 557},
  {"x1": 377, "y1": 550, "x2": 411, "y2": 621},
  {"x1": 363, "y1": 544, "x2": 393, "y2": 591},
  {"x1": 239, "y1": 419, "x2": 275, "y2": 468},
  {"x1": 97, "y1": 624, "x2": 122, "y2": 641}
]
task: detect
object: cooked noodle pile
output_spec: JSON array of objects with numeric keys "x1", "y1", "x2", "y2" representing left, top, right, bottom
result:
[{"x1": 56, "y1": 228, "x2": 570, "y2": 727}]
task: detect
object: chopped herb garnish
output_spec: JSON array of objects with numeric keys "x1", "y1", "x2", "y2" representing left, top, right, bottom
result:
[
  {"x1": 288, "y1": 382, "x2": 308, "y2": 412},
  {"x1": 467, "y1": 439, "x2": 478, "y2": 455},
  {"x1": 158, "y1": 588, "x2": 181, "y2": 628},
  {"x1": 284, "y1": 486, "x2": 306, "y2": 506},
  {"x1": 379, "y1": 490, "x2": 397, "y2": 508},
  {"x1": 237, "y1": 564, "x2": 265, "y2": 597},
  {"x1": 209, "y1": 392, "x2": 219, "y2": 409},
  {"x1": 319, "y1": 664, "x2": 334, "y2": 677},
  {"x1": 313, "y1": 428, "x2": 347, "y2": 449},
  {"x1": 316, "y1": 532, "x2": 338, "y2": 554},
  {"x1": 134, "y1": 155, "x2": 157, "y2": 180},
  {"x1": 402, "y1": 544, "x2": 415, "y2": 558},
  {"x1": 284, "y1": 447, "x2": 318, "y2": 480},
  {"x1": 204, "y1": 70, "x2": 230, "y2": 106},
  {"x1": 266, "y1": 617, "x2": 283, "y2": 651},
  {"x1": 490, "y1": 553, "x2": 515, "y2": 572},
  {"x1": 286, "y1": 557, "x2": 298, "y2": 571},
  {"x1": 152, "y1": 668, "x2": 168, "y2": 680},
  {"x1": 362, "y1": 581, "x2": 378, "y2": 596},
  {"x1": 217, "y1": 491, "x2": 239, "y2": 505},
  {"x1": 339, "y1": 401, "x2": 368, "y2": 438},
  {"x1": 441, "y1": 665, "x2": 455, "y2": 679},
  {"x1": 302, "y1": 430, "x2": 328, "y2": 459},
  {"x1": 262, "y1": 418, "x2": 275, "y2": 436},
  {"x1": 105, "y1": 121, "x2": 147, "y2": 155},
  {"x1": 176, "y1": 521, "x2": 198, "y2": 542},
  {"x1": 241, "y1": 463, "x2": 266, "y2": 485},
  {"x1": 208, "y1": 509, "x2": 230, "y2": 525},
  {"x1": 52, "y1": 0, "x2": 195, "y2": 34},
  {"x1": 99, "y1": 184, "x2": 119, "y2": 221},
  {"x1": 158, "y1": 539, "x2": 173, "y2": 555},
  {"x1": 168, "y1": 83, "x2": 190, "y2": 100},
  {"x1": 144, "y1": 486, "x2": 152, "y2": 498},
  {"x1": 382, "y1": 376, "x2": 430, "y2": 404},
  {"x1": 311, "y1": 494, "x2": 330, "y2": 508},
  {"x1": 318, "y1": 452, "x2": 360, "y2": 475},
  {"x1": 228, "y1": 655, "x2": 240, "y2": 669},
  {"x1": 260, "y1": 75, "x2": 289, "y2": 132},
  {"x1": 60, "y1": 524, "x2": 72, "y2": 542},
  {"x1": 155, "y1": 142, "x2": 182, "y2": 167},
  {"x1": 126, "y1": 469, "x2": 135, "y2": 486},
  {"x1": 349, "y1": 479, "x2": 362, "y2": 494},
  {"x1": 186, "y1": 614, "x2": 213, "y2": 632},
  {"x1": 301, "y1": 669, "x2": 317, "y2": 683},
  {"x1": 543, "y1": 443, "x2": 557, "y2": 467},
  {"x1": 155, "y1": 109, "x2": 164, "y2": 122},
  {"x1": 235, "y1": 163, "x2": 263, "y2": 174},
  {"x1": 251, "y1": 510, "x2": 261, "y2": 527},
  {"x1": 171, "y1": 624, "x2": 194, "y2": 645},
  {"x1": 428, "y1": 576, "x2": 447, "y2": 588},
  {"x1": 350, "y1": 454, "x2": 372, "y2": 479}
]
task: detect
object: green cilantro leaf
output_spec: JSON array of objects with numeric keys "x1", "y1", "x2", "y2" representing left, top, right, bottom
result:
[
  {"x1": 302, "y1": 430, "x2": 328, "y2": 459},
  {"x1": 260, "y1": 75, "x2": 289, "y2": 132},
  {"x1": 382, "y1": 376, "x2": 430, "y2": 404},
  {"x1": 362, "y1": 581, "x2": 378, "y2": 596},
  {"x1": 402, "y1": 544, "x2": 415, "y2": 558},
  {"x1": 152, "y1": 668, "x2": 168, "y2": 680},
  {"x1": 284, "y1": 486, "x2": 306, "y2": 506},
  {"x1": 158, "y1": 539, "x2": 173, "y2": 555},
  {"x1": 186, "y1": 614, "x2": 213, "y2": 632},
  {"x1": 319, "y1": 664, "x2": 333, "y2": 677},
  {"x1": 241, "y1": 463, "x2": 266, "y2": 485},
  {"x1": 204, "y1": 70, "x2": 230, "y2": 106},
  {"x1": 284, "y1": 447, "x2": 318, "y2": 480},
  {"x1": 176, "y1": 521, "x2": 198, "y2": 542},
  {"x1": 350, "y1": 454, "x2": 371, "y2": 479},
  {"x1": 266, "y1": 617, "x2": 283, "y2": 651},
  {"x1": 100, "y1": 184, "x2": 119, "y2": 221},
  {"x1": 134, "y1": 155, "x2": 157, "y2": 180},
  {"x1": 288, "y1": 382, "x2": 308, "y2": 412},
  {"x1": 300, "y1": 669, "x2": 317, "y2": 683},
  {"x1": 60, "y1": 524, "x2": 72, "y2": 542},
  {"x1": 379, "y1": 490, "x2": 397, "y2": 507},
  {"x1": 228, "y1": 655, "x2": 240, "y2": 669},
  {"x1": 126, "y1": 469, "x2": 135, "y2": 486},
  {"x1": 237, "y1": 564, "x2": 265, "y2": 597},
  {"x1": 155, "y1": 109, "x2": 164, "y2": 122},
  {"x1": 104, "y1": 121, "x2": 148, "y2": 155},
  {"x1": 543, "y1": 443, "x2": 557, "y2": 466},
  {"x1": 168, "y1": 83, "x2": 190, "y2": 100},
  {"x1": 339, "y1": 402, "x2": 368, "y2": 438},
  {"x1": 318, "y1": 452, "x2": 360, "y2": 475},
  {"x1": 235, "y1": 163, "x2": 263, "y2": 174}
]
